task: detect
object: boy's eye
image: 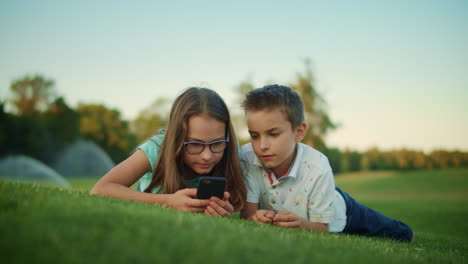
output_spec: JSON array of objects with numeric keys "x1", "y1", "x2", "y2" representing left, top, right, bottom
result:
[
  {"x1": 249, "y1": 134, "x2": 258, "y2": 139},
  {"x1": 270, "y1": 132, "x2": 280, "y2": 137}
]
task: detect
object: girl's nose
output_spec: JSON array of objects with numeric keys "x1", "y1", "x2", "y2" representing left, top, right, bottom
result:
[{"x1": 200, "y1": 146, "x2": 213, "y2": 160}]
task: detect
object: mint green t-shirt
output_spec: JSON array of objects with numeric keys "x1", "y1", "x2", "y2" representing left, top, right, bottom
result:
[{"x1": 136, "y1": 130, "x2": 201, "y2": 193}]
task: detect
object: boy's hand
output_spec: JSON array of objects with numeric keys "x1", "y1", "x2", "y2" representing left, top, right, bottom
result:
[
  {"x1": 204, "y1": 192, "x2": 234, "y2": 217},
  {"x1": 272, "y1": 210, "x2": 308, "y2": 229},
  {"x1": 252, "y1": 210, "x2": 276, "y2": 224}
]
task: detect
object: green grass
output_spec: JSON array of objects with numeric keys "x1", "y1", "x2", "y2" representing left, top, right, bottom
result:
[
  {"x1": 335, "y1": 169, "x2": 468, "y2": 245},
  {"x1": 68, "y1": 178, "x2": 100, "y2": 192},
  {"x1": 1, "y1": 169, "x2": 467, "y2": 263}
]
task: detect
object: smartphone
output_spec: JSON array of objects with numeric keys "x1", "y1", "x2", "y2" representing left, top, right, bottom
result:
[{"x1": 196, "y1": 176, "x2": 226, "y2": 199}]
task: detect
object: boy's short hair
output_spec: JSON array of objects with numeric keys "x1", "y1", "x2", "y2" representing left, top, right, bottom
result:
[{"x1": 241, "y1": 84, "x2": 304, "y2": 128}]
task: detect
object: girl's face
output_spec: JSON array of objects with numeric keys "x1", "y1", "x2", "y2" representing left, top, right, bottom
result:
[{"x1": 183, "y1": 113, "x2": 226, "y2": 177}]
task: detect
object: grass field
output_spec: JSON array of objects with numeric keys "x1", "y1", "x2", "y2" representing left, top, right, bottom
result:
[{"x1": 1, "y1": 169, "x2": 467, "y2": 263}]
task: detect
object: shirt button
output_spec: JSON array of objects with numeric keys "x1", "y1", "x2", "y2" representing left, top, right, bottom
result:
[
  {"x1": 271, "y1": 199, "x2": 276, "y2": 204},
  {"x1": 272, "y1": 185, "x2": 276, "y2": 189}
]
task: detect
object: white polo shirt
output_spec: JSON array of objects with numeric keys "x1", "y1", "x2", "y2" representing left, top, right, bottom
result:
[{"x1": 240, "y1": 143, "x2": 346, "y2": 232}]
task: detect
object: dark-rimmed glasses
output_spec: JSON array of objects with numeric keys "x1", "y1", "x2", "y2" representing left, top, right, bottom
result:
[{"x1": 183, "y1": 135, "x2": 229, "y2": 155}]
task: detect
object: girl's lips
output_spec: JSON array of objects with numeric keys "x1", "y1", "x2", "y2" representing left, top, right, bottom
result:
[{"x1": 198, "y1": 164, "x2": 211, "y2": 168}]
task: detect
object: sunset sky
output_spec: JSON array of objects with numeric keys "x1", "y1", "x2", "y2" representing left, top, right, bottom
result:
[{"x1": 1, "y1": 0, "x2": 467, "y2": 151}]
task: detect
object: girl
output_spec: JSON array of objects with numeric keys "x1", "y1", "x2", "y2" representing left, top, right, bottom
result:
[{"x1": 91, "y1": 87, "x2": 246, "y2": 217}]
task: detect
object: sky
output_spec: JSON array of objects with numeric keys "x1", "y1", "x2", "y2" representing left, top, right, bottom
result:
[{"x1": 1, "y1": 0, "x2": 467, "y2": 152}]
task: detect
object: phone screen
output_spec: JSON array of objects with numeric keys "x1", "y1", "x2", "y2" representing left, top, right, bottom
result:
[{"x1": 196, "y1": 176, "x2": 226, "y2": 199}]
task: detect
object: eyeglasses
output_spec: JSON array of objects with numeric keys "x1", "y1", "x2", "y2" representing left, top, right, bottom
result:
[{"x1": 183, "y1": 135, "x2": 229, "y2": 155}]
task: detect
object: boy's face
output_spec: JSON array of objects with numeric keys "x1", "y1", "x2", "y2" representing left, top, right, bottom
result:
[{"x1": 246, "y1": 107, "x2": 306, "y2": 177}]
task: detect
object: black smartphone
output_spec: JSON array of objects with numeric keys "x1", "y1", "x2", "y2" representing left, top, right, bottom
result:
[{"x1": 196, "y1": 176, "x2": 226, "y2": 199}]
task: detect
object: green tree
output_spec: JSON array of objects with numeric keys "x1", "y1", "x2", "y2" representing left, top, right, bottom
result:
[
  {"x1": 429, "y1": 150, "x2": 450, "y2": 169},
  {"x1": 38, "y1": 97, "x2": 81, "y2": 164},
  {"x1": 0, "y1": 101, "x2": 13, "y2": 157},
  {"x1": 2, "y1": 75, "x2": 74, "y2": 164},
  {"x1": 9, "y1": 75, "x2": 56, "y2": 115},
  {"x1": 45, "y1": 97, "x2": 80, "y2": 143},
  {"x1": 290, "y1": 60, "x2": 336, "y2": 151},
  {"x1": 392, "y1": 149, "x2": 428, "y2": 170},
  {"x1": 340, "y1": 149, "x2": 362, "y2": 172},
  {"x1": 323, "y1": 147, "x2": 342, "y2": 174},
  {"x1": 231, "y1": 75, "x2": 255, "y2": 145},
  {"x1": 0, "y1": 101, "x2": 7, "y2": 148},
  {"x1": 0, "y1": 112, "x2": 49, "y2": 162},
  {"x1": 449, "y1": 151, "x2": 468, "y2": 168},
  {"x1": 77, "y1": 104, "x2": 135, "y2": 163},
  {"x1": 131, "y1": 98, "x2": 169, "y2": 144},
  {"x1": 412, "y1": 151, "x2": 427, "y2": 169},
  {"x1": 361, "y1": 147, "x2": 384, "y2": 170}
]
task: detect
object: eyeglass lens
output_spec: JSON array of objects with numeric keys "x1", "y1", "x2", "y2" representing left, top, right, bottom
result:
[{"x1": 185, "y1": 141, "x2": 227, "y2": 154}]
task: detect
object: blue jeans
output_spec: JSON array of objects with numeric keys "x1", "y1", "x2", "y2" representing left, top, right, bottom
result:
[{"x1": 335, "y1": 187, "x2": 413, "y2": 242}]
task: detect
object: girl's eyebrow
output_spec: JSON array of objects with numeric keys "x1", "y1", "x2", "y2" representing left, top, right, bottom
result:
[{"x1": 186, "y1": 136, "x2": 226, "y2": 142}]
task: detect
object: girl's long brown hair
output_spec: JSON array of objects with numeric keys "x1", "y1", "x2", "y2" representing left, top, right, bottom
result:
[{"x1": 144, "y1": 87, "x2": 246, "y2": 211}]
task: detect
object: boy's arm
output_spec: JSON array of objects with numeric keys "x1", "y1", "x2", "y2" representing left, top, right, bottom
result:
[
  {"x1": 306, "y1": 158, "x2": 336, "y2": 226},
  {"x1": 243, "y1": 204, "x2": 328, "y2": 231},
  {"x1": 239, "y1": 147, "x2": 276, "y2": 223},
  {"x1": 270, "y1": 153, "x2": 334, "y2": 232}
]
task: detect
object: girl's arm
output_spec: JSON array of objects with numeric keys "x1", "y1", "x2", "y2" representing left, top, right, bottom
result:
[{"x1": 90, "y1": 150, "x2": 209, "y2": 212}]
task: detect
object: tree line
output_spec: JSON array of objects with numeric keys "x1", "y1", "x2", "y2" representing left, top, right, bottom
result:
[
  {"x1": 1, "y1": 66, "x2": 467, "y2": 174},
  {"x1": 324, "y1": 147, "x2": 468, "y2": 174},
  {"x1": 0, "y1": 75, "x2": 136, "y2": 166}
]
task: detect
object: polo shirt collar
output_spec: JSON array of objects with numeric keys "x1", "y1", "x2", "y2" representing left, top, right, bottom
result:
[
  {"x1": 253, "y1": 154, "x2": 263, "y2": 167},
  {"x1": 286, "y1": 143, "x2": 303, "y2": 179}
]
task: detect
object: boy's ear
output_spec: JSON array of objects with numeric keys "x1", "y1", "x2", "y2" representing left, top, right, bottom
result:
[{"x1": 295, "y1": 122, "x2": 308, "y2": 142}]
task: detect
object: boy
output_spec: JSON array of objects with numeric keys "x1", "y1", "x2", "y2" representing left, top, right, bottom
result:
[{"x1": 239, "y1": 84, "x2": 414, "y2": 242}]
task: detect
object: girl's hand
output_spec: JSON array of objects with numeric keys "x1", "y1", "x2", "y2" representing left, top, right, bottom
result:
[
  {"x1": 204, "y1": 192, "x2": 234, "y2": 217},
  {"x1": 166, "y1": 188, "x2": 209, "y2": 213},
  {"x1": 252, "y1": 209, "x2": 275, "y2": 224},
  {"x1": 272, "y1": 210, "x2": 308, "y2": 229}
]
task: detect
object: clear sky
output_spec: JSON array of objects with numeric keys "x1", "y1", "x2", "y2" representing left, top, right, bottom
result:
[{"x1": 1, "y1": 0, "x2": 467, "y2": 152}]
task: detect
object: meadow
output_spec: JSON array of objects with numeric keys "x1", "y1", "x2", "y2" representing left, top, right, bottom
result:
[{"x1": 1, "y1": 169, "x2": 467, "y2": 263}]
